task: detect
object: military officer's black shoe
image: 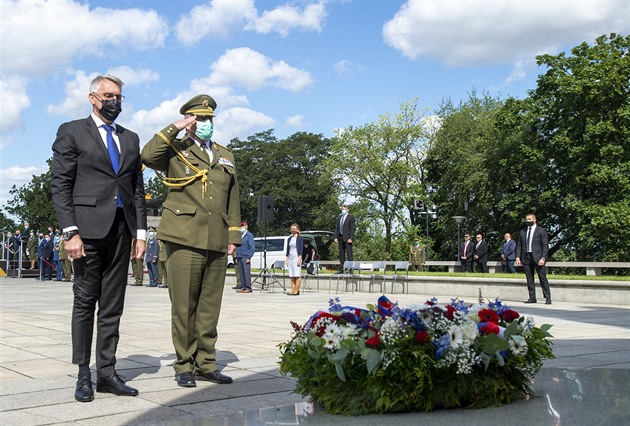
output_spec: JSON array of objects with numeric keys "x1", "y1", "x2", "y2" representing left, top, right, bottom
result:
[
  {"x1": 196, "y1": 370, "x2": 233, "y2": 384},
  {"x1": 175, "y1": 372, "x2": 196, "y2": 387}
]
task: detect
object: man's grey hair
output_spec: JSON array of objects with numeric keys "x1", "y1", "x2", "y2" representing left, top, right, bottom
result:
[{"x1": 90, "y1": 74, "x2": 124, "y2": 93}]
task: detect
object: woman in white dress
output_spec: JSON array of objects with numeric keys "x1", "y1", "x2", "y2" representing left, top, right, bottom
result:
[{"x1": 285, "y1": 223, "x2": 303, "y2": 295}]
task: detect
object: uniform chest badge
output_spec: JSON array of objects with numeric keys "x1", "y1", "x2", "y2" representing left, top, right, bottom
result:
[
  {"x1": 218, "y1": 157, "x2": 234, "y2": 168},
  {"x1": 182, "y1": 150, "x2": 190, "y2": 158},
  {"x1": 184, "y1": 166, "x2": 191, "y2": 175}
]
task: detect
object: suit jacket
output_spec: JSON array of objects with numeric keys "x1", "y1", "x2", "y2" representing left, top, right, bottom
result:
[
  {"x1": 51, "y1": 116, "x2": 147, "y2": 239},
  {"x1": 335, "y1": 213, "x2": 355, "y2": 242},
  {"x1": 460, "y1": 240, "x2": 474, "y2": 260},
  {"x1": 474, "y1": 241, "x2": 488, "y2": 262},
  {"x1": 236, "y1": 230, "x2": 255, "y2": 259},
  {"x1": 145, "y1": 236, "x2": 159, "y2": 263},
  {"x1": 501, "y1": 239, "x2": 516, "y2": 260},
  {"x1": 42, "y1": 238, "x2": 54, "y2": 260},
  {"x1": 141, "y1": 124, "x2": 242, "y2": 252},
  {"x1": 516, "y1": 225, "x2": 549, "y2": 263},
  {"x1": 286, "y1": 235, "x2": 304, "y2": 257}
]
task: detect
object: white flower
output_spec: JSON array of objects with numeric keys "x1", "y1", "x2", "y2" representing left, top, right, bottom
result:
[
  {"x1": 509, "y1": 335, "x2": 528, "y2": 355},
  {"x1": 461, "y1": 320, "x2": 479, "y2": 342},
  {"x1": 448, "y1": 325, "x2": 464, "y2": 349}
]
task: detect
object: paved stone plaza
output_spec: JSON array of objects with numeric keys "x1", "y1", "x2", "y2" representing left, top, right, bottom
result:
[{"x1": 1, "y1": 275, "x2": 629, "y2": 425}]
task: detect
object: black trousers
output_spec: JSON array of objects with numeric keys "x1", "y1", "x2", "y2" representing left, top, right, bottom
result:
[
  {"x1": 461, "y1": 260, "x2": 473, "y2": 272},
  {"x1": 338, "y1": 239, "x2": 353, "y2": 269},
  {"x1": 71, "y1": 209, "x2": 131, "y2": 378},
  {"x1": 523, "y1": 252, "x2": 551, "y2": 300}
]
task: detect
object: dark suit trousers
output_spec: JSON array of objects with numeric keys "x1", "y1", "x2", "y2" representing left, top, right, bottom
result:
[
  {"x1": 71, "y1": 209, "x2": 131, "y2": 378},
  {"x1": 338, "y1": 238, "x2": 353, "y2": 269},
  {"x1": 476, "y1": 261, "x2": 487, "y2": 273},
  {"x1": 523, "y1": 253, "x2": 551, "y2": 300},
  {"x1": 461, "y1": 260, "x2": 473, "y2": 273}
]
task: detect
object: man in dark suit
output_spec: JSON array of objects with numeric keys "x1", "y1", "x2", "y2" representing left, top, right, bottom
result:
[
  {"x1": 41, "y1": 233, "x2": 54, "y2": 280},
  {"x1": 459, "y1": 233, "x2": 474, "y2": 272},
  {"x1": 473, "y1": 234, "x2": 488, "y2": 273},
  {"x1": 334, "y1": 204, "x2": 355, "y2": 273},
  {"x1": 501, "y1": 232, "x2": 517, "y2": 273},
  {"x1": 516, "y1": 213, "x2": 551, "y2": 304},
  {"x1": 52, "y1": 74, "x2": 147, "y2": 403}
]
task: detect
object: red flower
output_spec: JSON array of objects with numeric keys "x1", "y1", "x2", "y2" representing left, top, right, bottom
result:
[
  {"x1": 415, "y1": 330, "x2": 429, "y2": 344},
  {"x1": 480, "y1": 322, "x2": 500, "y2": 335},
  {"x1": 425, "y1": 300, "x2": 435, "y2": 306},
  {"x1": 445, "y1": 305, "x2": 457, "y2": 320},
  {"x1": 366, "y1": 335, "x2": 381, "y2": 347},
  {"x1": 478, "y1": 309, "x2": 500, "y2": 324},
  {"x1": 501, "y1": 309, "x2": 520, "y2": 322}
]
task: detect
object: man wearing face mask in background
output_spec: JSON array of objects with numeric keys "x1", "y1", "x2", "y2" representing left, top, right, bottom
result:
[
  {"x1": 515, "y1": 213, "x2": 551, "y2": 304},
  {"x1": 334, "y1": 204, "x2": 355, "y2": 273},
  {"x1": 141, "y1": 94, "x2": 241, "y2": 389},
  {"x1": 52, "y1": 74, "x2": 147, "y2": 402}
]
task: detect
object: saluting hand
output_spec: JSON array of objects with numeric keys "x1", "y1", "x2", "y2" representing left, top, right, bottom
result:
[{"x1": 174, "y1": 115, "x2": 197, "y2": 131}]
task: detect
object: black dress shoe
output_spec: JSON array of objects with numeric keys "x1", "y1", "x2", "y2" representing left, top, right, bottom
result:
[
  {"x1": 74, "y1": 375, "x2": 94, "y2": 402},
  {"x1": 196, "y1": 370, "x2": 233, "y2": 384},
  {"x1": 524, "y1": 299, "x2": 537, "y2": 304},
  {"x1": 175, "y1": 371, "x2": 196, "y2": 388},
  {"x1": 545, "y1": 299, "x2": 552, "y2": 305},
  {"x1": 96, "y1": 372, "x2": 138, "y2": 396}
]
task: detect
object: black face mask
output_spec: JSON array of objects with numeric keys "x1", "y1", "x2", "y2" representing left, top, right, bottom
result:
[
  {"x1": 99, "y1": 98, "x2": 122, "y2": 122},
  {"x1": 526, "y1": 221, "x2": 534, "y2": 227}
]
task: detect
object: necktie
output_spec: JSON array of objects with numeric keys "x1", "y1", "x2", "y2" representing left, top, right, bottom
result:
[
  {"x1": 103, "y1": 125, "x2": 122, "y2": 207},
  {"x1": 463, "y1": 242, "x2": 468, "y2": 256},
  {"x1": 200, "y1": 142, "x2": 210, "y2": 161},
  {"x1": 526, "y1": 227, "x2": 532, "y2": 252}
]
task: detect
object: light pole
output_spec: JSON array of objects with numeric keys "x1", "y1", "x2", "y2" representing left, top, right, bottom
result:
[{"x1": 452, "y1": 216, "x2": 466, "y2": 262}]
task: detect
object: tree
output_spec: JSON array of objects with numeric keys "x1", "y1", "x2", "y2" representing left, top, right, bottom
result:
[
  {"x1": 228, "y1": 130, "x2": 338, "y2": 238},
  {"x1": 324, "y1": 99, "x2": 431, "y2": 257},
  {"x1": 492, "y1": 33, "x2": 630, "y2": 261},
  {"x1": 5, "y1": 159, "x2": 58, "y2": 232}
]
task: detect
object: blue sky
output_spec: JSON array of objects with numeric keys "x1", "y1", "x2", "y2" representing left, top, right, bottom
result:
[{"x1": 1, "y1": 0, "x2": 628, "y2": 214}]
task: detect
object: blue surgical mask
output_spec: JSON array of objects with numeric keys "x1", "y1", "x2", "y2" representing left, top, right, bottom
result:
[
  {"x1": 341, "y1": 209, "x2": 348, "y2": 215},
  {"x1": 195, "y1": 120, "x2": 213, "y2": 141}
]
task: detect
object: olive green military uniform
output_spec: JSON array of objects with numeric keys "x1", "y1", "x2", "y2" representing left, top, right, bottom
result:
[
  {"x1": 141, "y1": 94, "x2": 241, "y2": 376},
  {"x1": 27, "y1": 234, "x2": 38, "y2": 261},
  {"x1": 130, "y1": 239, "x2": 144, "y2": 285},
  {"x1": 409, "y1": 240, "x2": 425, "y2": 272},
  {"x1": 157, "y1": 238, "x2": 167, "y2": 286},
  {"x1": 58, "y1": 239, "x2": 73, "y2": 281}
]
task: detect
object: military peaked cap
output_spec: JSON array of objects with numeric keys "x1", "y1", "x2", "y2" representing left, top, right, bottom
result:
[{"x1": 179, "y1": 94, "x2": 217, "y2": 117}]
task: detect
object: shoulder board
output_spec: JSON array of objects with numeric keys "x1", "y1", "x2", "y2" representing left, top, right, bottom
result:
[{"x1": 213, "y1": 141, "x2": 231, "y2": 151}]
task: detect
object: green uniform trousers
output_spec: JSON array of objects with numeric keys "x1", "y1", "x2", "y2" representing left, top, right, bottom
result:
[
  {"x1": 165, "y1": 241, "x2": 227, "y2": 375},
  {"x1": 158, "y1": 260, "x2": 167, "y2": 285},
  {"x1": 131, "y1": 258, "x2": 144, "y2": 285}
]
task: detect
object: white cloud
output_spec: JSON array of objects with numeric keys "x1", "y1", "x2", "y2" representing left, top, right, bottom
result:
[
  {"x1": 333, "y1": 59, "x2": 364, "y2": 78},
  {"x1": 383, "y1": 0, "x2": 628, "y2": 67},
  {"x1": 175, "y1": 0, "x2": 257, "y2": 45},
  {"x1": 0, "y1": 76, "x2": 30, "y2": 141},
  {"x1": 245, "y1": 1, "x2": 327, "y2": 37},
  {"x1": 208, "y1": 47, "x2": 314, "y2": 92},
  {"x1": 286, "y1": 114, "x2": 305, "y2": 128},
  {"x1": 2, "y1": 0, "x2": 168, "y2": 77},
  {"x1": 47, "y1": 68, "x2": 161, "y2": 119},
  {"x1": 216, "y1": 107, "x2": 276, "y2": 141},
  {"x1": 0, "y1": 165, "x2": 48, "y2": 214},
  {"x1": 176, "y1": 0, "x2": 327, "y2": 44}
]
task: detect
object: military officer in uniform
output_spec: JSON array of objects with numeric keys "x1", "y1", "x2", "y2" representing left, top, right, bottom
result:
[
  {"x1": 409, "y1": 238, "x2": 425, "y2": 272},
  {"x1": 157, "y1": 235, "x2": 168, "y2": 288},
  {"x1": 141, "y1": 94, "x2": 241, "y2": 388},
  {"x1": 130, "y1": 239, "x2": 144, "y2": 286}
]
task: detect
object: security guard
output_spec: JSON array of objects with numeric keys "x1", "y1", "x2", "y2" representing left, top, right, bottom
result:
[{"x1": 141, "y1": 94, "x2": 241, "y2": 388}]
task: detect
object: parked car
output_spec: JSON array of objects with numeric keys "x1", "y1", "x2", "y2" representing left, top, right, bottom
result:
[{"x1": 250, "y1": 231, "x2": 333, "y2": 270}]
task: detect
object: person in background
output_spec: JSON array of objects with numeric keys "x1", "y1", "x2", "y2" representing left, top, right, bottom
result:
[
  {"x1": 145, "y1": 226, "x2": 159, "y2": 287},
  {"x1": 27, "y1": 230, "x2": 38, "y2": 270},
  {"x1": 334, "y1": 204, "x2": 355, "y2": 273},
  {"x1": 409, "y1": 238, "x2": 425, "y2": 272},
  {"x1": 235, "y1": 221, "x2": 255, "y2": 293},
  {"x1": 141, "y1": 94, "x2": 241, "y2": 389},
  {"x1": 460, "y1": 234, "x2": 474, "y2": 273},
  {"x1": 286, "y1": 224, "x2": 303, "y2": 296},
  {"x1": 53, "y1": 229, "x2": 63, "y2": 281},
  {"x1": 59, "y1": 236, "x2": 73, "y2": 282},
  {"x1": 515, "y1": 213, "x2": 551, "y2": 304},
  {"x1": 41, "y1": 233, "x2": 54, "y2": 281},
  {"x1": 51, "y1": 74, "x2": 147, "y2": 402},
  {"x1": 473, "y1": 234, "x2": 488, "y2": 273},
  {"x1": 157, "y1": 236, "x2": 168, "y2": 289},
  {"x1": 130, "y1": 239, "x2": 144, "y2": 286},
  {"x1": 302, "y1": 240, "x2": 316, "y2": 267},
  {"x1": 501, "y1": 232, "x2": 516, "y2": 273}
]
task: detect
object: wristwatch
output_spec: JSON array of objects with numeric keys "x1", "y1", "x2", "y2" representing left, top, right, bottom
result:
[{"x1": 62, "y1": 230, "x2": 80, "y2": 241}]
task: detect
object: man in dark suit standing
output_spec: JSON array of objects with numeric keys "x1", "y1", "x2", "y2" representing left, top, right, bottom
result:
[
  {"x1": 516, "y1": 213, "x2": 551, "y2": 304},
  {"x1": 459, "y1": 233, "x2": 474, "y2": 272},
  {"x1": 334, "y1": 204, "x2": 355, "y2": 273},
  {"x1": 52, "y1": 74, "x2": 147, "y2": 402},
  {"x1": 473, "y1": 234, "x2": 488, "y2": 273},
  {"x1": 41, "y1": 233, "x2": 54, "y2": 280},
  {"x1": 501, "y1": 232, "x2": 517, "y2": 273}
]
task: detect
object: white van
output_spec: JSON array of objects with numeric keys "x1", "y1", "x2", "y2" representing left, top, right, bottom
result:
[{"x1": 250, "y1": 231, "x2": 333, "y2": 270}]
